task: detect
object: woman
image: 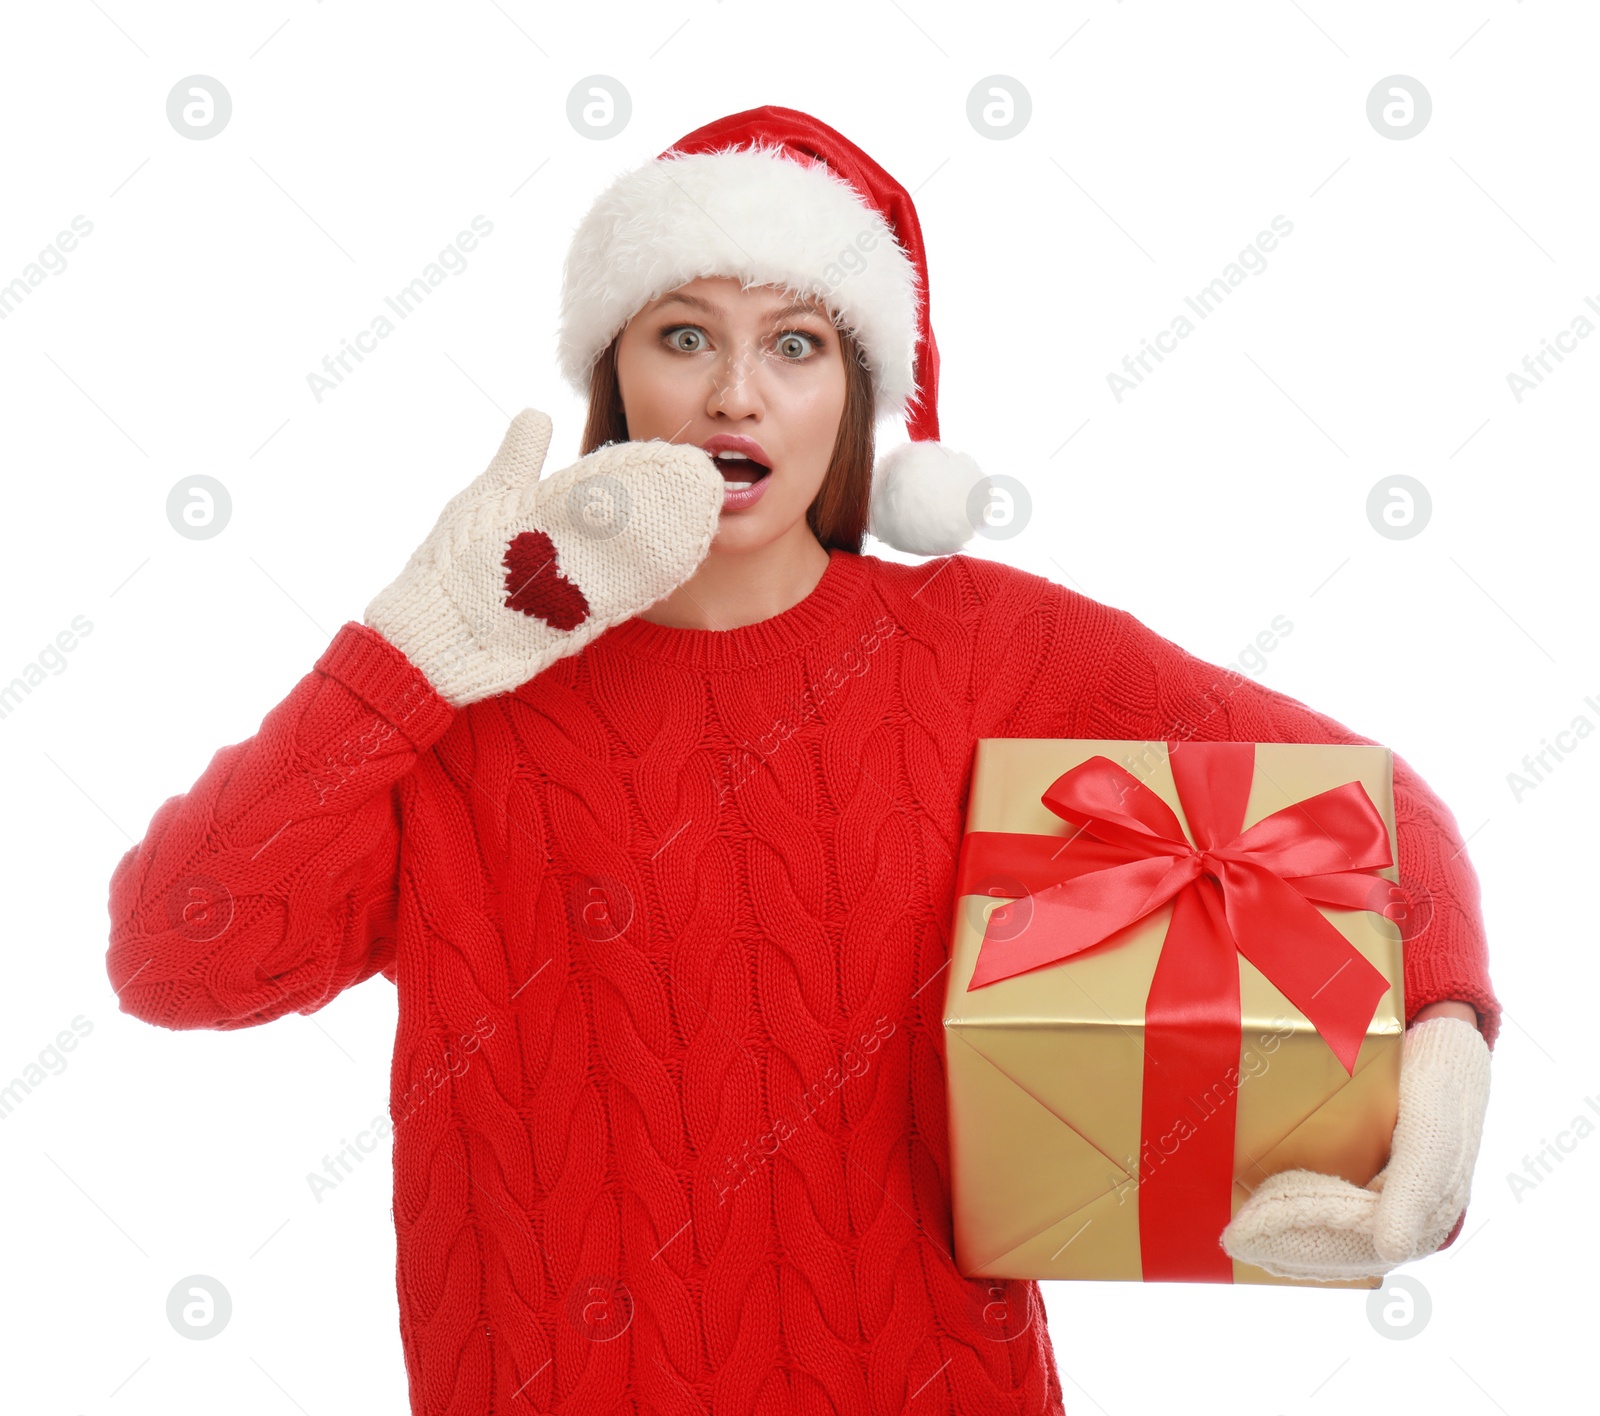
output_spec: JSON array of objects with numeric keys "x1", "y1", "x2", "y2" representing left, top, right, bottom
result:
[{"x1": 107, "y1": 106, "x2": 1499, "y2": 1415}]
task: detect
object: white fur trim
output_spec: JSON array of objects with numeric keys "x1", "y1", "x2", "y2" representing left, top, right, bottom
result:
[
  {"x1": 868, "y1": 440, "x2": 983, "y2": 556},
  {"x1": 557, "y1": 143, "x2": 921, "y2": 419}
]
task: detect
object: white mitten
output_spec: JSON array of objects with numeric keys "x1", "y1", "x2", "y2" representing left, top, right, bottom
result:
[
  {"x1": 1219, "y1": 1015, "x2": 1492, "y2": 1281},
  {"x1": 365, "y1": 408, "x2": 725, "y2": 707}
]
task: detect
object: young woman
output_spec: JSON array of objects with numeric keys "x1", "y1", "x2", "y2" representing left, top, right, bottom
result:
[{"x1": 107, "y1": 106, "x2": 1500, "y2": 1415}]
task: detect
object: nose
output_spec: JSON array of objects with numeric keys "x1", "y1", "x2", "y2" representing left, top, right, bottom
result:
[{"x1": 703, "y1": 339, "x2": 764, "y2": 421}]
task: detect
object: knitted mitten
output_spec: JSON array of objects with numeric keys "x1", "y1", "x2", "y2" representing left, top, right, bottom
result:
[
  {"x1": 1219, "y1": 1015, "x2": 1492, "y2": 1281},
  {"x1": 365, "y1": 408, "x2": 725, "y2": 707}
]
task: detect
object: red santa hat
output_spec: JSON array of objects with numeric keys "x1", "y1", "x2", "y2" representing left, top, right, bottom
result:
[{"x1": 556, "y1": 104, "x2": 983, "y2": 557}]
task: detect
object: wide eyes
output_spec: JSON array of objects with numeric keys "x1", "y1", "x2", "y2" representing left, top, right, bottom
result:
[
  {"x1": 661, "y1": 324, "x2": 824, "y2": 361},
  {"x1": 774, "y1": 332, "x2": 817, "y2": 360},
  {"x1": 663, "y1": 325, "x2": 708, "y2": 353}
]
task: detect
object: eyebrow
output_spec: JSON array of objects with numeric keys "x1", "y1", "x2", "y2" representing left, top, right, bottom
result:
[{"x1": 652, "y1": 291, "x2": 831, "y2": 326}]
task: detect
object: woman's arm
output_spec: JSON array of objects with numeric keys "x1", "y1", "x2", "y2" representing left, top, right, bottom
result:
[
  {"x1": 988, "y1": 580, "x2": 1503, "y2": 1051},
  {"x1": 106, "y1": 621, "x2": 456, "y2": 1031},
  {"x1": 1411, "y1": 999, "x2": 1480, "y2": 1030},
  {"x1": 971, "y1": 570, "x2": 1498, "y2": 1264},
  {"x1": 1094, "y1": 606, "x2": 1502, "y2": 1050},
  {"x1": 110, "y1": 408, "x2": 722, "y2": 1032}
]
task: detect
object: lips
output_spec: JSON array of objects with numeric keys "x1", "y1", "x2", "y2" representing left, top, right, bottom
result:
[{"x1": 700, "y1": 434, "x2": 772, "y2": 482}]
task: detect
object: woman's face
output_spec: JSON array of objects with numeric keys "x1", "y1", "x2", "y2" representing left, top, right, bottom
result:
[{"x1": 614, "y1": 275, "x2": 848, "y2": 551}]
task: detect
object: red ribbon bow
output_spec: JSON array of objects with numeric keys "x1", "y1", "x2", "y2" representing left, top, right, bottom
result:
[{"x1": 953, "y1": 741, "x2": 1400, "y2": 1281}]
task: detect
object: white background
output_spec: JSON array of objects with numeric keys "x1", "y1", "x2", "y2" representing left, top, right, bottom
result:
[{"x1": 1, "y1": 1, "x2": 1590, "y2": 1412}]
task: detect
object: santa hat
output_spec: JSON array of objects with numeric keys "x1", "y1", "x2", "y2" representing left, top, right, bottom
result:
[{"x1": 555, "y1": 105, "x2": 982, "y2": 557}]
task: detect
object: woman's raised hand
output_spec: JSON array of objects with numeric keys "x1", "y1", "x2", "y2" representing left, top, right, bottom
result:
[{"x1": 365, "y1": 408, "x2": 724, "y2": 707}]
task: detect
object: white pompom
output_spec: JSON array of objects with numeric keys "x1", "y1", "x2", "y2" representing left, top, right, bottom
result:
[{"x1": 867, "y1": 440, "x2": 985, "y2": 556}]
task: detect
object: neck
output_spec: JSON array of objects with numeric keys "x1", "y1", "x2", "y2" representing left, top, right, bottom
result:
[{"x1": 634, "y1": 525, "x2": 833, "y2": 631}]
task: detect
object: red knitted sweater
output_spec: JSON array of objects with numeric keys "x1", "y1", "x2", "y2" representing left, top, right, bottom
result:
[{"x1": 106, "y1": 548, "x2": 1501, "y2": 1415}]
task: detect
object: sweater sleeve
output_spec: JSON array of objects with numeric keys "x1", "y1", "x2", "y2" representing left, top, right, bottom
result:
[
  {"x1": 106, "y1": 621, "x2": 457, "y2": 1031},
  {"x1": 993, "y1": 585, "x2": 1503, "y2": 1054}
]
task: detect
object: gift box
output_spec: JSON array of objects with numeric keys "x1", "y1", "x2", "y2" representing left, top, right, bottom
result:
[{"x1": 943, "y1": 738, "x2": 1408, "y2": 1289}]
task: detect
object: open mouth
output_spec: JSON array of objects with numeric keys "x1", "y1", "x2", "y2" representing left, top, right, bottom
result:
[{"x1": 712, "y1": 451, "x2": 772, "y2": 489}]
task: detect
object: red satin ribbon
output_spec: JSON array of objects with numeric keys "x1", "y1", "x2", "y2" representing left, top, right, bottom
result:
[{"x1": 953, "y1": 741, "x2": 1399, "y2": 1281}]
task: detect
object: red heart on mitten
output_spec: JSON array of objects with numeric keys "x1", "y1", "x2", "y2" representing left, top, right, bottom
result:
[{"x1": 502, "y1": 529, "x2": 591, "y2": 631}]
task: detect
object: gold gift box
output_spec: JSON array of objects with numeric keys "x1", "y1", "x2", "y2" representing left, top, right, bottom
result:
[{"x1": 943, "y1": 739, "x2": 1405, "y2": 1290}]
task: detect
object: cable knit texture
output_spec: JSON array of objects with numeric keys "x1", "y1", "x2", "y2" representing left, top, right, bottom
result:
[{"x1": 106, "y1": 549, "x2": 1502, "y2": 1415}]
